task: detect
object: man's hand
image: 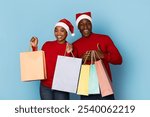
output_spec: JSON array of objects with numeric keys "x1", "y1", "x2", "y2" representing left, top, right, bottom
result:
[
  {"x1": 30, "y1": 37, "x2": 38, "y2": 47},
  {"x1": 96, "y1": 44, "x2": 104, "y2": 59},
  {"x1": 66, "y1": 43, "x2": 73, "y2": 53},
  {"x1": 95, "y1": 49, "x2": 104, "y2": 59},
  {"x1": 82, "y1": 51, "x2": 91, "y2": 63},
  {"x1": 82, "y1": 46, "x2": 105, "y2": 63}
]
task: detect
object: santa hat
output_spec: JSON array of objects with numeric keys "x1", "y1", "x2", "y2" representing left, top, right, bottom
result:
[
  {"x1": 76, "y1": 12, "x2": 92, "y2": 26},
  {"x1": 55, "y1": 18, "x2": 75, "y2": 36}
]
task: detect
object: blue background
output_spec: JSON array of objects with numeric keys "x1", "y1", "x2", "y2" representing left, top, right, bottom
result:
[{"x1": 0, "y1": 0, "x2": 150, "y2": 100}]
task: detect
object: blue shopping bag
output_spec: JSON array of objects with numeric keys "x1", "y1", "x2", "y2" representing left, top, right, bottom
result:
[{"x1": 88, "y1": 64, "x2": 100, "y2": 94}]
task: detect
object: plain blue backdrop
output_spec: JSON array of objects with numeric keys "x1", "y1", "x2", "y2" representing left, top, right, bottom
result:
[{"x1": 0, "y1": 0, "x2": 150, "y2": 100}]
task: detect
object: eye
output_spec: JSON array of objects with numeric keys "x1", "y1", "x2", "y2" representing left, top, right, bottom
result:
[
  {"x1": 87, "y1": 21, "x2": 91, "y2": 25},
  {"x1": 80, "y1": 22, "x2": 84, "y2": 26},
  {"x1": 60, "y1": 28, "x2": 67, "y2": 34},
  {"x1": 61, "y1": 28, "x2": 65, "y2": 32},
  {"x1": 54, "y1": 28, "x2": 58, "y2": 32},
  {"x1": 79, "y1": 23, "x2": 84, "y2": 29}
]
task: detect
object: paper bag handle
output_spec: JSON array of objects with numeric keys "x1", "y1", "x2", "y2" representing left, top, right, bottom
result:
[
  {"x1": 64, "y1": 43, "x2": 75, "y2": 57},
  {"x1": 83, "y1": 51, "x2": 90, "y2": 64}
]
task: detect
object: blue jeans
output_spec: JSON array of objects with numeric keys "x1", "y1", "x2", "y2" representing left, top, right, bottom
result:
[
  {"x1": 81, "y1": 94, "x2": 115, "y2": 100},
  {"x1": 40, "y1": 83, "x2": 69, "y2": 100}
]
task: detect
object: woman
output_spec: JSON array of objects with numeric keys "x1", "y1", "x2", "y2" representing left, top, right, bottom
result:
[{"x1": 30, "y1": 19, "x2": 75, "y2": 100}]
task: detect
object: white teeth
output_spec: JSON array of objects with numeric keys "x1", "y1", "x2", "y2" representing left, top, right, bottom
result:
[
  {"x1": 84, "y1": 30, "x2": 89, "y2": 33},
  {"x1": 57, "y1": 36, "x2": 62, "y2": 39},
  {"x1": 84, "y1": 30, "x2": 88, "y2": 32}
]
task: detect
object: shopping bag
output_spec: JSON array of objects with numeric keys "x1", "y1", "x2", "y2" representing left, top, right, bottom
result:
[
  {"x1": 95, "y1": 59, "x2": 113, "y2": 97},
  {"x1": 77, "y1": 65, "x2": 90, "y2": 96},
  {"x1": 88, "y1": 51, "x2": 100, "y2": 94},
  {"x1": 20, "y1": 50, "x2": 47, "y2": 81},
  {"x1": 88, "y1": 64, "x2": 100, "y2": 94},
  {"x1": 52, "y1": 55, "x2": 82, "y2": 93}
]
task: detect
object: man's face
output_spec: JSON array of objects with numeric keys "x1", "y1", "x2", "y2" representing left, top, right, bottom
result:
[{"x1": 78, "y1": 19, "x2": 92, "y2": 37}]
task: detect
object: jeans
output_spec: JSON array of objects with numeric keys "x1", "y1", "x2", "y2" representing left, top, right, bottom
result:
[
  {"x1": 81, "y1": 94, "x2": 115, "y2": 100},
  {"x1": 40, "y1": 83, "x2": 69, "y2": 100}
]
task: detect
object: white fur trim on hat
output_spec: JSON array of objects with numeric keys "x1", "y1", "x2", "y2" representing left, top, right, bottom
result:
[
  {"x1": 76, "y1": 14, "x2": 92, "y2": 26},
  {"x1": 55, "y1": 22, "x2": 69, "y2": 33}
]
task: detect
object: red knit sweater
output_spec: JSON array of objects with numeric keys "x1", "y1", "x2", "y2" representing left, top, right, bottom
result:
[{"x1": 73, "y1": 33, "x2": 122, "y2": 81}]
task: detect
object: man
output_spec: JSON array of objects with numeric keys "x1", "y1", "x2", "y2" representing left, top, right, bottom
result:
[{"x1": 73, "y1": 12, "x2": 122, "y2": 100}]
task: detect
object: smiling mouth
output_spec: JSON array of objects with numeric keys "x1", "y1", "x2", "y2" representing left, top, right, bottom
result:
[
  {"x1": 83, "y1": 30, "x2": 89, "y2": 33},
  {"x1": 57, "y1": 36, "x2": 62, "y2": 39}
]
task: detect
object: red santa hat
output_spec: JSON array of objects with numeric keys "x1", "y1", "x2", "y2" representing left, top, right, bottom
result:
[
  {"x1": 55, "y1": 18, "x2": 75, "y2": 36},
  {"x1": 76, "y1": 12, "x2": 92, "y2": 26}
]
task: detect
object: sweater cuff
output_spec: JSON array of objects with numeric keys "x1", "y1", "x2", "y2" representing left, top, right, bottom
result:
[
  {"x1": 32, "y1": 46, "x2": 38, "y2": 51},
  {"x1": 65, "y1": 52, "x2": 72, "y2": 57}
]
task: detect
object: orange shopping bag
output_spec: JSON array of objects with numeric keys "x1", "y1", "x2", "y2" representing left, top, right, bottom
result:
[
  {"x1": 94, "y1": 51, "x2": 113, "y2": 97},
  {"x1": 20, "y1": 50, "x2": 47, "y2": 81}
]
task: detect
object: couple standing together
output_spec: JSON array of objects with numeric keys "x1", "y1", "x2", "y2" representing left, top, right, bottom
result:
[{"x1": 30, "y1": 12, "x2": 122, "y2": 100}]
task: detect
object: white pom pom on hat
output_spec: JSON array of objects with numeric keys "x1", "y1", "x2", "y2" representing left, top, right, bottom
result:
[{"x1": 71, "y1": 33, "x2": 75, "y2": 36}]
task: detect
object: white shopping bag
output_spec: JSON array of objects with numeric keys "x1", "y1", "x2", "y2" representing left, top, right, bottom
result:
[{"x1": 52, "y1": 55, "x2": 82, "y2": 93}]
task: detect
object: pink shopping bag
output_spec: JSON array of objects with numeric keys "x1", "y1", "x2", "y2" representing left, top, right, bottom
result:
[{"x1": 95, "y1": 58, "x2": 113, "y2": 97}]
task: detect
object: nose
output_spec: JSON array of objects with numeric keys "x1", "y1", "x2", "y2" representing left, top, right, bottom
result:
[
  {"x1": 84, "y1": 25, "x2": 87, "y2": 29},
  {"x1": 56, "y1": 31, "x2": 61, "y2": 36},
  {"x1": 84, "y1": 24, "x2": 88, "y2": 30}
]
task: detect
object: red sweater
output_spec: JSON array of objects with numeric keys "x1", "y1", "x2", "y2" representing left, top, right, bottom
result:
[
  {"x1": 73, "y1": 33, "x2": 122, "y2": 81},
  {"x1": 41, "y1": 40, "x2": 73, "y2": 88}
]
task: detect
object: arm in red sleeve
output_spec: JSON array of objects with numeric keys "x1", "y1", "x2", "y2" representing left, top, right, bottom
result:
[
  {"x1": 65, "y1": 52, "x2": 72, "y2": 57},
  {"x1": 102, "y1": 37, "x2": 122, "y2": 65},
  {"x1": 65, "y1": 48, "x2": 78, "y2": 58},
  {"x1": 31, "y1": 46, "x2": 38, "y2": 51},
  {"x1": 72, "y1": 43, "x2": 80, "y2": 58},
  {"x1": 72, "y1": 46, "x2": 78, "y2": 58},
  {"x1": 41, "y1": 42, "x2": 48, "y2": 51}
]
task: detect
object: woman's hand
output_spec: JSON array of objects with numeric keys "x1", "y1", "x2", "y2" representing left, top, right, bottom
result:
[
  {"x1": 66, "y1": 43, "x2": 73, "y2": 53},
  {"x1": 30, "y1": 37, "x2": 38, "y2": 47}
]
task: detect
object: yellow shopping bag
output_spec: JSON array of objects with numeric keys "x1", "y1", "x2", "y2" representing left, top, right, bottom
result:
[
  {"x1": 77, "y1": 52, "x2": 91, "y2": 96},
  {"x1": 77, "y1": 65, "x2": 90, "y2": 96}
]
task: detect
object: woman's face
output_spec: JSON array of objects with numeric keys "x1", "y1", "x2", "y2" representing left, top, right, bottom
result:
[{"x1": 54, "y1": 26, "x2": 67, "y2": 44}]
